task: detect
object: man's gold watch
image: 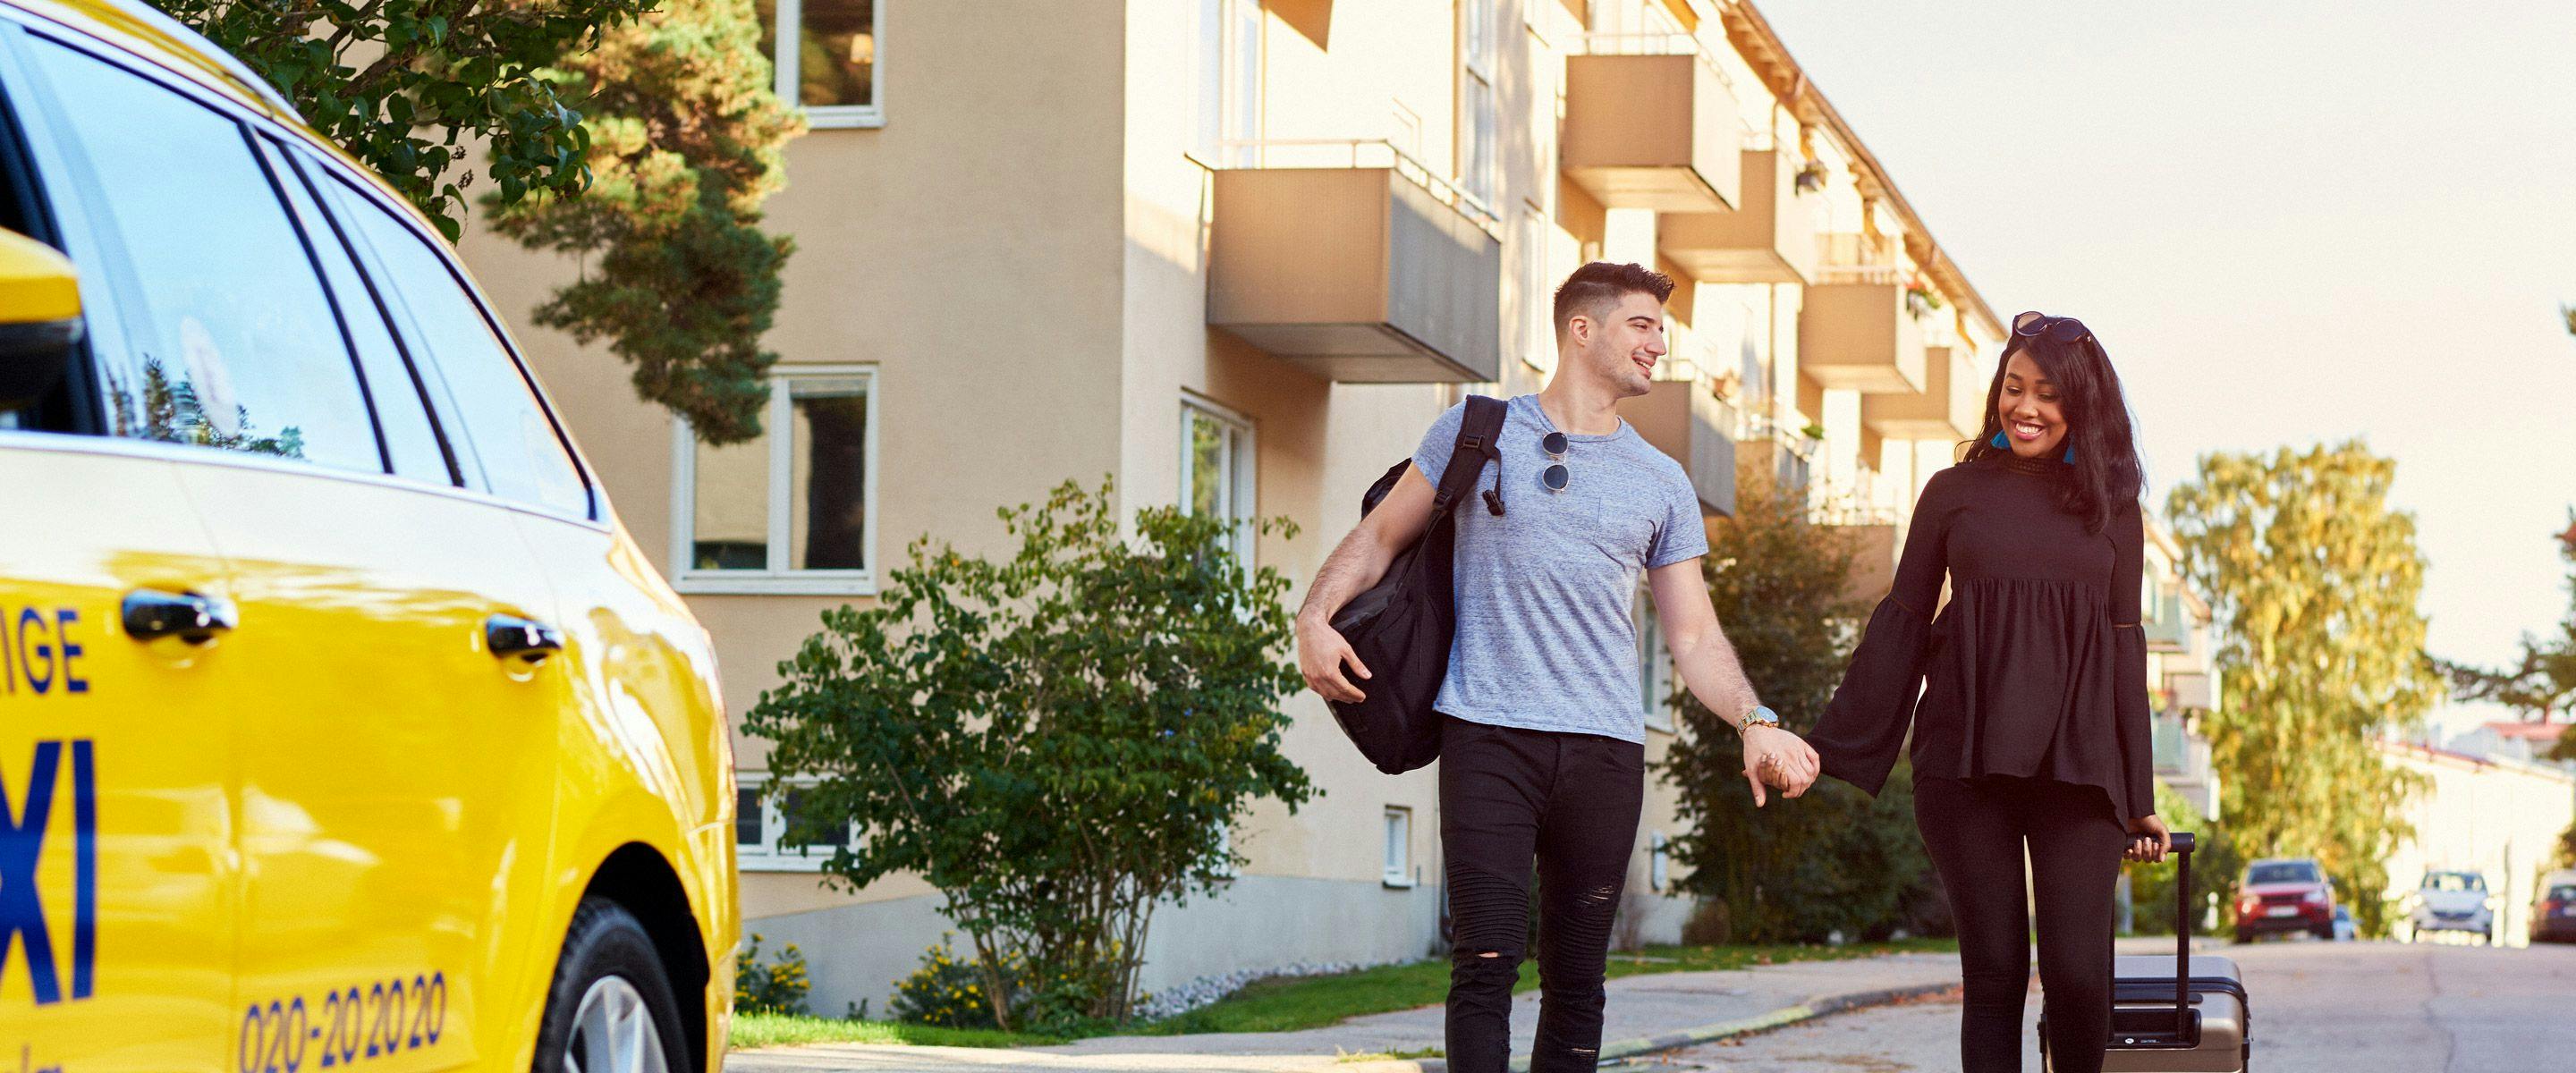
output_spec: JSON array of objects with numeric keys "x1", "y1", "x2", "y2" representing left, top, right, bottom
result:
[{"x1": 1736, "y1": 705, "x2": 1781, "y2": 735}]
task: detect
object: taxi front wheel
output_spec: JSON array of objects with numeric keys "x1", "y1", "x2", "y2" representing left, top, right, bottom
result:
[{"x1": 532, "y1": 898, "x2": 689, "y2": 1073}]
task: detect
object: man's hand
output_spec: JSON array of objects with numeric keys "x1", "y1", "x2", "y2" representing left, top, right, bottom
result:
[
  {"x1": 1741, "y1": 725, "x2": 1820, "y2": 807},
  {"x1": 1296, "y1": 615, "x2": 1371, "y2": 704}
]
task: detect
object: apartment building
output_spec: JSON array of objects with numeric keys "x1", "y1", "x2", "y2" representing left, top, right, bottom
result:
[
  {"x1": 2143, "y1": 522, "x2": 2224, "y2": 821},
  {"x1": 458, "y1": 0, "x2": 2001, "y2": 1014}
]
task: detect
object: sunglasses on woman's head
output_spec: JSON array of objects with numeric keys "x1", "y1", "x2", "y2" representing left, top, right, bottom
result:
[
  {"x1": 2012, "y1": 309, "x2": 2092, "y2": 345},
  {"x1": 1541, "y1": 431, "x2": 1571, "y2": 492}
]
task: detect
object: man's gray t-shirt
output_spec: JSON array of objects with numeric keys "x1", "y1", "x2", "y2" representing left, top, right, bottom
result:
[{"x1": 1411, "y1": 393, "x2": 1708, "y2": 743}]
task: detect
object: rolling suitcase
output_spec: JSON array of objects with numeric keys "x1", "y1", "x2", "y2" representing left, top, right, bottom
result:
[{"x1": 2043, "y1": 832, "x2": 2253, "y2": 1072}]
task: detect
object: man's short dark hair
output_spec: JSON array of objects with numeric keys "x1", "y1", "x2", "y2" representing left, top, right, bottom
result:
[{"x1": 1552, "y1": 261, "x2": 1674, "y2": 341}]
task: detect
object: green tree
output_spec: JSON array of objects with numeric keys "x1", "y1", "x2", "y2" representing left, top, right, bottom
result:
[
  {"x1": 157, "y1": 0, "x2": 803, "y2": 443},
  {"x1": 481, "y1": 0, "x2": 804, "y2": 444},
  {"x1": 2165, "y1": 442, "x2": 2441, "y2": 936},
  {"x1": 741, "y1": 478, "x2": 1316, "y2": 1030},
  {"x1": 1660, "y1": 469, "x2": 1939, "y2": 943},
  {"x1": 149, "y1": 0, "x2": 654, "y2": 240}
]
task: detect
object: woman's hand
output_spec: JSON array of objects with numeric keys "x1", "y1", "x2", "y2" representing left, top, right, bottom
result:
[
  {"x1": 1741, "y1": 725, "x2": 1820, "y2": 807},
  {"x1": 2124, "y1": 814, "x2": 2173, "y2": 863}
]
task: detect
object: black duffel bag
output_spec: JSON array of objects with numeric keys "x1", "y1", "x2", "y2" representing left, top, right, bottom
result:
[{"x1": 1326, "y1": 395, "x2": 1506, "y2": 774}]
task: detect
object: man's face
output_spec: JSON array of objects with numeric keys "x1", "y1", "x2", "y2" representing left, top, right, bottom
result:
[{"x1": 1574, "y1": 291, "x2": 1668, "y2": 397}]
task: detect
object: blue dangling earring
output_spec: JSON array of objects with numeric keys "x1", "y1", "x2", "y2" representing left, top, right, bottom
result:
[
  {"x1": 2062, "y1": 442, "x2": 2076, "y2": 464},
  {"x1": 1989, "y1": 431, "x2": 2007, "y2": 449}
]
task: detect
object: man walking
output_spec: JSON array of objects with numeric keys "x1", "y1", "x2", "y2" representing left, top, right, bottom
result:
[{"x1": 1297, "y1": 262, "x2": 1820, "y2": 1072}]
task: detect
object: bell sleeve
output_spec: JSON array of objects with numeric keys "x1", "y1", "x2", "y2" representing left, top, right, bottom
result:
[
  {"x1": 1811, "y1": 469, "x2": 1958, "y2": 798},
  {"x1": 2110, "y1": 498, "x2": 2156, "y2": 821}
]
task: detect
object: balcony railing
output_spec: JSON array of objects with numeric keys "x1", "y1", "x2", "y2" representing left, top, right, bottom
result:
[
  {"x1": 1733, "y1": 411, "x2": 1818, "y2": 493},
  {"x1": 1815, "y1": 232, "x2": 1903, "y2": 284},
  {"x1": 1210, "y1": 139, "x2": 1500, "y2": 232},
  {"x1": 1572, "y1": 31, "x2": 1738, "y2": 91}
]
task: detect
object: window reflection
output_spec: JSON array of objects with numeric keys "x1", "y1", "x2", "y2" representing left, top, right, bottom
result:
[
  {"x1": 35, "y1": 40, "x2": 378, "y2": 472},
  {"x1": 693, "y1": 433, "x2": 769, "y2": 570},
  {"x1": 799, "y1": 0, "x2": 874, "y2": 107},
  {"x1": 789, "y1": 379, "x2": 868, "y2": 570}
]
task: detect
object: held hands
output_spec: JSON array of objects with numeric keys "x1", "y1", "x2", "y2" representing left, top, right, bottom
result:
[
  {"x1": 1741, "y1": 725, "x2": 1820, "y2": 807},
  {"x1": 1296, "y1": 615, "x2": 1371, "y2": 704},
  {"x1": 2124, "y1": 814, "x2": 2174, "y2": 862}
]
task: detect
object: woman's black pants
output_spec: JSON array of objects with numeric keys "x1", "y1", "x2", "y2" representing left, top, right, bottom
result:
[
  {"x1": 1439, "y1": 715, "x2": 1644, "y2": 1073},
  {"x1": 1915, "y1": 774, "x2": 2130, "y2": 1073}
]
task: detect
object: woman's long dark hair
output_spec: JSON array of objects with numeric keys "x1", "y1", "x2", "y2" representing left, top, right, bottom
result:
[{"x1": 1959, "y1": 325, "x2": 2144, "y2": 534}]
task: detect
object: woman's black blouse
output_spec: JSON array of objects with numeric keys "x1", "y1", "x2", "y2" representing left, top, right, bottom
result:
[{"x1": 1810, "y1": 452, "x2": 2155, "y2": 823}]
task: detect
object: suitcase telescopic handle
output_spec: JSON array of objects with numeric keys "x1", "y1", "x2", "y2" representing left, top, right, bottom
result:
[{"x1": 2170, "y1": 832, "x2": 2197, "y2": 1035}]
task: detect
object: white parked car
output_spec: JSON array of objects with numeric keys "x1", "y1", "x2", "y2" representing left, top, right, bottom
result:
[{"x1": 2408, "y1": 870, "x2": 2496, "y2": 943}]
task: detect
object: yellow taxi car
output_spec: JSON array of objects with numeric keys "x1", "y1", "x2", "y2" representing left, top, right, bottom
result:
[{"x1": 0, "y1": 0, "x2": 739, "y2": 1069}]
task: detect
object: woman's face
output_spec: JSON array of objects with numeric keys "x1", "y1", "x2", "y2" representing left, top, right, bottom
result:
[{"x1": 1997, "y1": 350, "x2": 2070, "y2": 460}]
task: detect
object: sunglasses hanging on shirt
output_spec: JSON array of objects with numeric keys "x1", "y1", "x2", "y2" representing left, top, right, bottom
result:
[{"x1": 1540, "y1": 431, "x2": 1572, "y2": 492}]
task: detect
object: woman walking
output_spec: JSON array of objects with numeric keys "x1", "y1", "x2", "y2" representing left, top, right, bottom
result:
[{"x1": 1809, "y1": 310, "x2": 2172, "y2": 1073}]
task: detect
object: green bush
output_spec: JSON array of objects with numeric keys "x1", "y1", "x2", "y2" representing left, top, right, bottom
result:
[
  {"x1": 734, "y1": 933, "x2": 810, "y2": 1016},
  {"x1": 891, "y1": 934, "x2": 1012, "y2": 1029},
  {"x1": 744, "y1": 479, "x2": 1317, "y2": 1028},
  {"x1": 889, "y1": 934, "x2": 1122, "y2": 1035}
]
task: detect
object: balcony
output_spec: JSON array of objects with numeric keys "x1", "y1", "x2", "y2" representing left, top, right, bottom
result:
[
  {"x1": 1660, "y1": 150, "x2": 1817, "y2": 284},
  {"x1": 2142, "y1": 589, "x2": 2190, "y2": 652},
  {"x1": 2167, "y1": 670, "x2": 2216, "y2": 712},
  {"x1": 1798, "y1": 234, "x2": 1928, "y2": 393},
  {"x1": 1560, "y1": 36, "x2": 1742, "y2": 214},
  {"x1": 1619, "y1": 371, "x2": 1739, "y2": 517},
  {"x1": 1733, "y1": 413, "x2": 1817, "y2": 494},
  {"x1": 1815, "y1": 467, "x2": 1901, "y2": 604},
  {"x1": 1862, "y1": 345, "x2": 1984, "y2": 442},
  {"x1": 1208, "y1": 141, "x2": 1502, "y2": 383}
]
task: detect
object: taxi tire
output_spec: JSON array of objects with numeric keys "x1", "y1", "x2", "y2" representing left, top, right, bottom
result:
[{"x1": 531, "y1": 897, "x2": 691, "y2": 1073}]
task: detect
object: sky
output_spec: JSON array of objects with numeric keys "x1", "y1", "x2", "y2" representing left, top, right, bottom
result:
[{"x1": 1755, "y1": 0, "x2": 2576, "y2": 738}]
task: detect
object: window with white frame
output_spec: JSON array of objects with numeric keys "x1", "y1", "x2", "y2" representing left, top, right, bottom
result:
[
  {"x1": 1648, "y1": 831, "x2": 1670, "y2": 891},
  {"x1": 1198, "y1": 0, "x2": 1262, "y2": 163},
  {"x1": 673, "y1": 366, "x2": 877, "y2": 595},
  {"x1": 753, "y1": 0, "x2": 878, "y2": 126},
  {"x1": 736, "y1": 774, "x2": 860, "y2": 872},
  {"x1": 1384, "y1": 807, "x2": 1415, "y2": 887},
  {"x1": 1636, "y1": 587, "x2": 1674, "y2": 731},
  {"x1": 1180, "y1": 399, "x2": 1257, "y2": 566},
  {"x1": 1522, "y1": 208, "x2": 1555, "y2": 372},
  {"x1": 1457, "y1": 0, "x2": 1497, "y2": 205}
]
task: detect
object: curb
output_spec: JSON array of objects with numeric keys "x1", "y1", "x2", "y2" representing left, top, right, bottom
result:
[{"x1": 1343, "y1": 980, "x2": 1963, "y2": 1073}]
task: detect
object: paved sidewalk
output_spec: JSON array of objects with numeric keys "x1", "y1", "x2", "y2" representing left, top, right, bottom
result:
[{"x1": 729, "y1": 949, "x2": 1966, "y2": 1073}]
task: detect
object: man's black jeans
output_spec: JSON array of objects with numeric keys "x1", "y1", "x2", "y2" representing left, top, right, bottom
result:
[{"x1": 1439, "y1": 715, "x2": 1645, "y2": 1073}]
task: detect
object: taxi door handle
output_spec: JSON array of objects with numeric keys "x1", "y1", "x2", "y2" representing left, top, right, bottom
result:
[
  {"x1": 122, "y1": 588, "x2": 235, "y2": 643},
  {"x1": 485, "y1": 614, "x2": 564, "y2": 663}
]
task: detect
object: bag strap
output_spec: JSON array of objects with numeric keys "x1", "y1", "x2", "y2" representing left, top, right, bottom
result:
[{"x1": 1432, "y1": 395, "x2": 1508, "y2": 518}]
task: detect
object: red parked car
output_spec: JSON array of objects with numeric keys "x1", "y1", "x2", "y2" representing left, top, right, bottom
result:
[
  {"x1": 2534, "y1": 871, "x2": 2576, "y2": 944},
  {"x1": 2235, "y1": 858, "x2": 2336, "y2": 942}
]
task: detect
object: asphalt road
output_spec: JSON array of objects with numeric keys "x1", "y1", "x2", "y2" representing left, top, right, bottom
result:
[{"x1": 1627, "y1": 938, "x2": 2576, "y2": 1072}]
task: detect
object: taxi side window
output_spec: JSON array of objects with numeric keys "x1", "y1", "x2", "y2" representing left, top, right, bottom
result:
[
  {"x1": 263, "y1": 142, "x2": 456, "y2": 486},
  {"x1": 22, "y1": 38, "x2": 382, "y2": 473},
  {"x1": 321, "y1": 176, "x2": 592, "y2": 519}
]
